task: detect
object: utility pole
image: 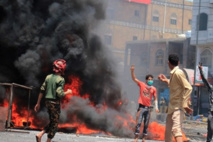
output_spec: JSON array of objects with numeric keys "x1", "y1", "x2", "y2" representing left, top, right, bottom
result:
[
  {"x1": 194, "y1": 0, "x2": 201, "y2": 115},
  {"x1": 147, "y1": 2, "x2": 153, "y2": 74},
  {"x1": 163, "y1": 0, "x2": 167, "y2": 36},
  {"x1": 182, "y1": 0, "x2": 185, "y2": 33},
  {"x1": 196, "y1": 0, "x2": 201, "y2": 45}
]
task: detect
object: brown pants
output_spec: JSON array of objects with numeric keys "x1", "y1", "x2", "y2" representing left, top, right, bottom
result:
[{"x1": 165, "y1": 110, "x2": 184, "y2": 142}]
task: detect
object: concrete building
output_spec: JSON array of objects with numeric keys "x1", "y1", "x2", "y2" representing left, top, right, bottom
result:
[
  {"x1": 191, "y1": 0, "x2": 213, "y2": 115},
  {"x1": 100, "y1": 0, "x2": 193, "y2": 62},
  {"x1": 191, "y1": 0, "x2": 213, "y2": 71},
  {"x1": 124, "y1": 38, "x2": 195, "y2": 79}
]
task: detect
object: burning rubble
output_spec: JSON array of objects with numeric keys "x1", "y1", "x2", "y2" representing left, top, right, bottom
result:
[
  {"x1": 0, "y1": 0, "x2": 135, "y2": 138},
  {"x1": 0, "y1": 0, "x2": 188, "y2": 141}
]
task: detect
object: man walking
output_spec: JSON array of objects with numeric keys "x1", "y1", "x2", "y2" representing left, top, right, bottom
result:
[
  {"x1": 158, "y1": 54, "x2": 192, "y2": 142},
  {"x1": 34, "y1": 59, "x2": 72, "y2": 142},
  {"x1": 131, "y1": 65, "x2": 159, "y2": 142},
  {"x1": 198, "y1": 63, "x2": 213, "y2": 142}
]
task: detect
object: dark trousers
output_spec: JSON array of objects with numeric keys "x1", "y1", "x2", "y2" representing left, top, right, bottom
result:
[
  {"x1": 135, "y1": 104, "x2": 150, "y2": 135},
  {"x1": 44, "y1": 101, "x2": 60, "y2": 139},
  {"x1": 207, "y1": 111, "x2": 213, "y2": 142}
]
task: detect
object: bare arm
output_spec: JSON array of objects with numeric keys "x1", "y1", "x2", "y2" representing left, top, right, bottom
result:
[
  {"x1": 37, "y1": 93, "x2": 43, "y2": 104},
  {"x1": 34, "y1": 92, "x2": 43, "y2": 112},
  {"x1": 130, "y1": 65, "x2": 140, "y2": 84}
]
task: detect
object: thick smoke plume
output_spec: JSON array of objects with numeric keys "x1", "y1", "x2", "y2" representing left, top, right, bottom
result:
[
  {"x1": 61, "y1": 96, "x2": 134, "y2": 137},
  {"x1": 0, "y1": 0, "x2": 134, "y2": 137}
]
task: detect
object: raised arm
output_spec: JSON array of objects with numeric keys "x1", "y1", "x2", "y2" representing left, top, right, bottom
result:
[
  {"x1": 130, "y1": 65, "x2": 140, "y2": 84},
  {"x1": 198, "y1": 64, "x2": 212, "y2": 91}
]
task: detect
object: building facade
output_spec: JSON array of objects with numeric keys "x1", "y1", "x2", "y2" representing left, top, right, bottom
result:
[
  {"x1": 191, "y1": 0, "x2": 213, "y2": 115},
  {"x1": 124, "y1": 38, "x2": 195, "y2": 78},
  {"x1": 191, "y1": 0, "x2": 213, "y2": 72},
  {"x1": 100, "y1": 0, "x2": 193, "y2": 62}
]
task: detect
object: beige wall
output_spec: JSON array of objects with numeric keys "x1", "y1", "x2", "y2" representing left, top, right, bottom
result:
[
  {"x1": 102, "y1": 0, "x2": 192, "y2": 61},
  {"x1": 145, "y1": 0, "x2": 192, "y2": 39},
  {"x1": 149, "y1": 42, "x2": 167, "y2": 74}
]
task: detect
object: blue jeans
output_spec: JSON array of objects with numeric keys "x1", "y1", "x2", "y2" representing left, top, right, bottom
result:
[{"x1": 135, "y1": 104, "x2": 150, "y2": 135}]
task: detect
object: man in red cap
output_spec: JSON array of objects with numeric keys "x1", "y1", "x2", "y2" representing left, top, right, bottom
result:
[{"x1": 34, "y1": 59, "x2": 72, "y2": 142}]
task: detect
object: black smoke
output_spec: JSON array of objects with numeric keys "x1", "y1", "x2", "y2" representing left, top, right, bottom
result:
[
  {"x1": 60, "y1": 96, "x2": 134, "y2": 137},
  {"x1": 0, "y1": 0, "x2": 134, "y2": 137}
]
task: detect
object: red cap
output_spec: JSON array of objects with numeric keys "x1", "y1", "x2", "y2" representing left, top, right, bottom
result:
[{"x1": 53, "y1": 59, "x2": 66, "y2": 75}]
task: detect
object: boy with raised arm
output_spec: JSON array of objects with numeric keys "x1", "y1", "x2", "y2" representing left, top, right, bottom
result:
[{"x1": 131, "y1": 65, "x2": 159, "y2": 142}]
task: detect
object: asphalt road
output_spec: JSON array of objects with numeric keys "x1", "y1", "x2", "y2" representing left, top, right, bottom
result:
[
  {"x1": 0, "y1": 129, "x2": 161, "y2": 142},
  {"x1": 0, "y1": 128, "x2": 206, "y2": 142}
]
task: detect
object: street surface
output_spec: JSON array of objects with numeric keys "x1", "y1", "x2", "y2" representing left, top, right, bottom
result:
[
  {"x1": 0, "y1": 130, "x2": 162, "y2": 142},
  {"x1": 0, "y1": 113, "x2": 208, "y2": 142},
  {"x1": 0, "y1": 124, "x2": 206, "y2": 142}
]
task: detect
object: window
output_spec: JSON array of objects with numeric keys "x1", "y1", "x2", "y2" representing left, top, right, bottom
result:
[
  {"x1": 153, "y1": 16, "x2": 159, "y2": 22},
  {"x1": 133, "y1": 36, "x2": 137, "y2": 41},
  {"x1": 104, "y1": 35, "x2": 112, "y2": 45},
  {"x1": 134, "y1": 10, "x2": 140, "y2": 17},
  {"x1": 152, "y1": 10, "x2": 159, "y2": 22},
  {"x1": 155, "y1": 49, "x2": 164, "y2": 66},
  {"x1": 188, "y1": 19, "x2": 192, "y2": 25},
  {"x1": 199, "y1": 13, "x2": 208, "y2": 31},
  {"x1": 200, "y1": 49, "x2": 212, "y2": 69},
  {"x1": 170, "y1": 13, "x2": 177, "y2": 25},
  {"x1": 170, "y1": 19, "x2": 177, "y2": 25}
]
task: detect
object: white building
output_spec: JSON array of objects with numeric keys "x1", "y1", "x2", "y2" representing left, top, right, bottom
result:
[
  {"x1": 191, "y1": 0, "x2": 213, "y2": 115},
  {"x1": 191, "y1": 0, "x2": 213, "y2": 74}
]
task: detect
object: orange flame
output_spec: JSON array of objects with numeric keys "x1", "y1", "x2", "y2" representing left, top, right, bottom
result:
[
  {"x1": 62, "y1": 75, "x2": 90, "y2": 105},
  {"x1": 148, "y1": 122, "x2": 189, "y2": 141},
  {"x1": 0, "y1": 76, "x2": 190, "y2": 140},
  {"x1": 11, "y1": 100, "x2": 37, "y2": 129}
]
